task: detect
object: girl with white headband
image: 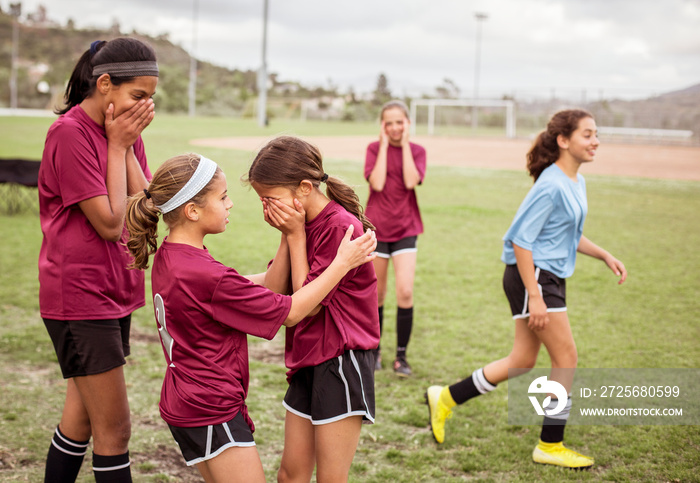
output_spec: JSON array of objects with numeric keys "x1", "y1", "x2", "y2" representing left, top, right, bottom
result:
[
  {"x1": 125, "y1": 153, "x2": 377, "y2": 482},
  {"x1": 38, "y1": 37, "x2": 158, "y2": 483}
]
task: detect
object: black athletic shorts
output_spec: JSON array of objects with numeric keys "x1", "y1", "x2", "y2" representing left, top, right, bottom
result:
[
  {"x1": 283, "y1": 349, "x2": 375, "y2": 425},
  {"x1": 43, "y1": 316, "x2": 131, "y2": 378},
  {"x1": 375, "y1": 236, "x2": 417, "y2": 259},
  {"x1": 168, "y1": 412, "x2": 255, "y2": 466},
  {"x1": 502, "y1": 265, "x2": 567, "y2": 319}
]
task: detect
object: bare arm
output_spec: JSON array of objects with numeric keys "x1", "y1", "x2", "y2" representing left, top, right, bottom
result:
[
  {"x1": 79, "y1": 100, "x2": 155, "y2": 241},
  {"x1": 512, "y1": 243, "x2": 549, "y2": 331},
  {"x1": 400, "y1": 118, "x2": 421, "y2": 189},
  {"x1": 577, "y1": 235, "x2": 627, "y2": 284},
  {"x1": 243, "y1": 273, "x2": 266, "y2": 285},
  {"x1": 367, "y1": 121, "x2": 389, "y2": 192},
  {"x1": 242, "y1": 235, "x2": 291, "y2": 291},
  {"x1": 284, "y1": 226, "x2": 376, "y2": 326},
  {"x1": 126, "y1": 146, "x2": 149, "y2": 195},
  {"x1": 262, "y1": 234, "x2": 292, "y2": 294},
  {"x1": 78, "y1": 142, "x2": 128, "y2": 242}
]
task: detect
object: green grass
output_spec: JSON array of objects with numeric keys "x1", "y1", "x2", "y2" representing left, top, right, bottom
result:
[{"x1": 1, "y1": 115, "x2": 698, "y2": 482}]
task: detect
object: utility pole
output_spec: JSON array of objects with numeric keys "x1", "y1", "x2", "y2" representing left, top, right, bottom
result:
[
  {"x1": 10, "y1": 2, "x2": 22, "y2": 110},
  {"x1": 257, "y1": 0, "x2": 269, "y2": 127},
  {"x1": 472, "y1": 12, "x2": 488, "y2": 131},
  {"x1": 188, "y1": 0, "x2": 199, "y2": 117}
]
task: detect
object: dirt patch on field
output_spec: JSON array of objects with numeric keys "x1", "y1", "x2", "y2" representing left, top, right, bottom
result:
[
  {"x1": 249, "y1": 334, "x2": 285, "y2": 365},
  {"x1": 191, "y1": 135, "x2": 700, "y2": 181},
  {"x1": 132, "y1": 444, "x2": 201, "y2": 482}
]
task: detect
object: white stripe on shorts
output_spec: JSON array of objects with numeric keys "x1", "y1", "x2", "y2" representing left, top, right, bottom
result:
[
  {"x1": 338, "y1": 353, "x2": 351, "y2": 412},
  {"x1": 284, "y1": 351, "x2": 375, "y2": 426},
  {"x1": 390, "y1": 247, "x2": 417, "y2": 257},
  {"x1": 205, "y1": 425, "x2": 213, "y2": 457},
  {"x1": 374, "y1": 246, "x2": 417, "y2": 259},
  {"x1": 512, "y1": 267, "x2": 567, "y2": 320},
  {"x1": 520, "y1": 267, "x2": 541, "y2": 317},
  {"x1": 349, "y1": 350, "x2": 373, "y2": 423},
  {"x1": 185, "y1": 423, "x2": 255, "y2": 467}
]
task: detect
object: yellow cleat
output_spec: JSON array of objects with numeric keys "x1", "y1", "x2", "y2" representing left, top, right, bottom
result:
[
  {"x1": 425, "y1": 385, "x2": 452, "y2": 444},
  {"x1": 532, "y1": 440, "x2": 594, "y2": 469}
]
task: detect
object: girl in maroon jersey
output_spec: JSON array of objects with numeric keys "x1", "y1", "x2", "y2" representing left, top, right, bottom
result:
[
  {"x1": 38, "y1": 37, "x2": 157, "y2": 483},
  {"x1": 247, "y1": 136, "x2": 380, "y2": 483},
  {"x1": 126, "y1": 153, "x2": 376, "y2": 483},
  {"x1": 364, "y1": 100, "x2": 427, "y2": 376}
]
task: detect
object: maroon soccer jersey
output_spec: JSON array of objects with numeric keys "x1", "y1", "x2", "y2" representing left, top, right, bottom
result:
[
  {"x1": 151, "y1": 240, "x2": 292, "y2": 429},
  {"x1": 364, "y1": 141, "x2": 426, "y2": 243},
  {"x1": 38, "y1": 105, "x2": 150, "y2": 319},
  {"x1": 284, "y1": 201, "x2": 380, "y2": 379}
]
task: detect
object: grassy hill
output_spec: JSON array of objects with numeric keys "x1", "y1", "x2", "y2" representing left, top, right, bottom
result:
[
  {"x1": 1, "y1": 7, "x2": 698, "y2": 138},
  {"x1": 0, "y1": 8, "x2": 261, "y2": 114},
  {"x1": 587, "y1": 83, "x2": 700, "y2": 137}
]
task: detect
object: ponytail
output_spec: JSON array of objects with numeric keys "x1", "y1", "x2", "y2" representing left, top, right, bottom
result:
[
  {"x1": 325, "y1": 177, "x2": 375, "y2": 232},
  {"x1": 527, "y1": 109, "x2": 593, "y2": 181},
  {"x1": 56, "y1": 37, "x2": 157, "y2": 115},
  {"x1": 126, "y1": 190, "x2": 160, "y2": 270},
  {"x1": 246, "y1": 136, "x2": 374, "y2": 231},
  {"x1": 125, "y1": 153, "x2": 222, "y2": 270}
]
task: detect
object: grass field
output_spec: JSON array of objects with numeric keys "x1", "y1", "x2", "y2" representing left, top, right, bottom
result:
[{"x1": 0, "y1": 114, "x2": 698, "y2": 482}]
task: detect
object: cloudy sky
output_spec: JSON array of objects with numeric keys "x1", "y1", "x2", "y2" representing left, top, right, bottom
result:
[{"x1": 8, "y1": 0, "x2": 700, "y2": 100}]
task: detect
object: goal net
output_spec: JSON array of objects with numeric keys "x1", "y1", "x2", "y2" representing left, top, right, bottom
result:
[{"x1": 409, "y1": 99, "x2": 516, "y2": 138}]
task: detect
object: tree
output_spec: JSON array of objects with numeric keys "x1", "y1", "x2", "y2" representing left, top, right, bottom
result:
[
  {"x1": 435, "y1": 78, "x2": 460, "y2": 99},
  {"x1": 373, "y1": 72, "x2": 391, "y2": 105}
]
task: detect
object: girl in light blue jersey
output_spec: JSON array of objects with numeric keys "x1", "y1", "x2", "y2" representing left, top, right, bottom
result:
[{"x1": 425, "y1": 109, "x2": 627, "y2": 469}]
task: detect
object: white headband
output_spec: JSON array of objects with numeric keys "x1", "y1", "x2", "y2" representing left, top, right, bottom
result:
[{"x1": 156, "y1": 156, "x2": 218, "y2": 214}]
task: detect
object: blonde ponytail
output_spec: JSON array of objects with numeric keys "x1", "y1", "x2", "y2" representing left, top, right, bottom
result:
[
  {"x1": 125, "y1": 190, "x2": 161, "y2": 270},
  {"x1": 125, "y1": 153, "x2": 222, "y2": 269}
]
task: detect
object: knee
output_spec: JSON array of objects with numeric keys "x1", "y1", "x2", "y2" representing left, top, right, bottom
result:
[
  {"x1": 513, "y1": 356, "x2": 538, "y2": 370},
  {"x1": 395, "y1": 286, "x2": 414, "y2": 307},
  {"x1": 277, "y1": 467, "x2": 292, "y2": 483},
  {"x1": 506, "y1": 348, "x2": 538, "y2": 371},
  {"x1": 564, "y1": 349, "x2": 578, "y2": 368},
  {"x1": 94, "y1": 419, "x2": 131, "y2": 452},
  {"x1": 111, "y1": 420, "x2": 131, "y2": 450},
  {"x1": 552, "y1": 345, "x2": 578, "y2": 368}
]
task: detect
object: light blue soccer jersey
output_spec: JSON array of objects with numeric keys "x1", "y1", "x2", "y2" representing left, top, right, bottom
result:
[{"x1": 501, "y1": 163, "x2": 587, "y2": 279}]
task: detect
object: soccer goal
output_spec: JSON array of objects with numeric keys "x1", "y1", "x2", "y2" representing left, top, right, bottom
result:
[{"x1": 409, "y1": 99, "x2": 516, "y2": 138}]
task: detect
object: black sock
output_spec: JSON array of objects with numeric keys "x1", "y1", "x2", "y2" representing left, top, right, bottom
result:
[
  {"x1": 396, "y1": 306, "x2": 413, "y2": 358},
  {"x1": 448, "y1": 368, "x2": 497, "y2": 405},
  {"x1": 92, "y1": 451, "x2": 132, "y2": 482},
  {"x1": 44, "y1": 426, "x2": 89, "y2": 483},
  {"x1": 377, "y1": 306, "x2": 384, "y2": 350},
  {"x1": 540, "y1": 416, "x2": 566, "y2": 443}
]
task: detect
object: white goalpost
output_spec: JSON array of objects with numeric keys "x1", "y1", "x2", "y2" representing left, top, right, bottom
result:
[{"x1": 409, "y1": 99, "x2": 516, "y2": 138}]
